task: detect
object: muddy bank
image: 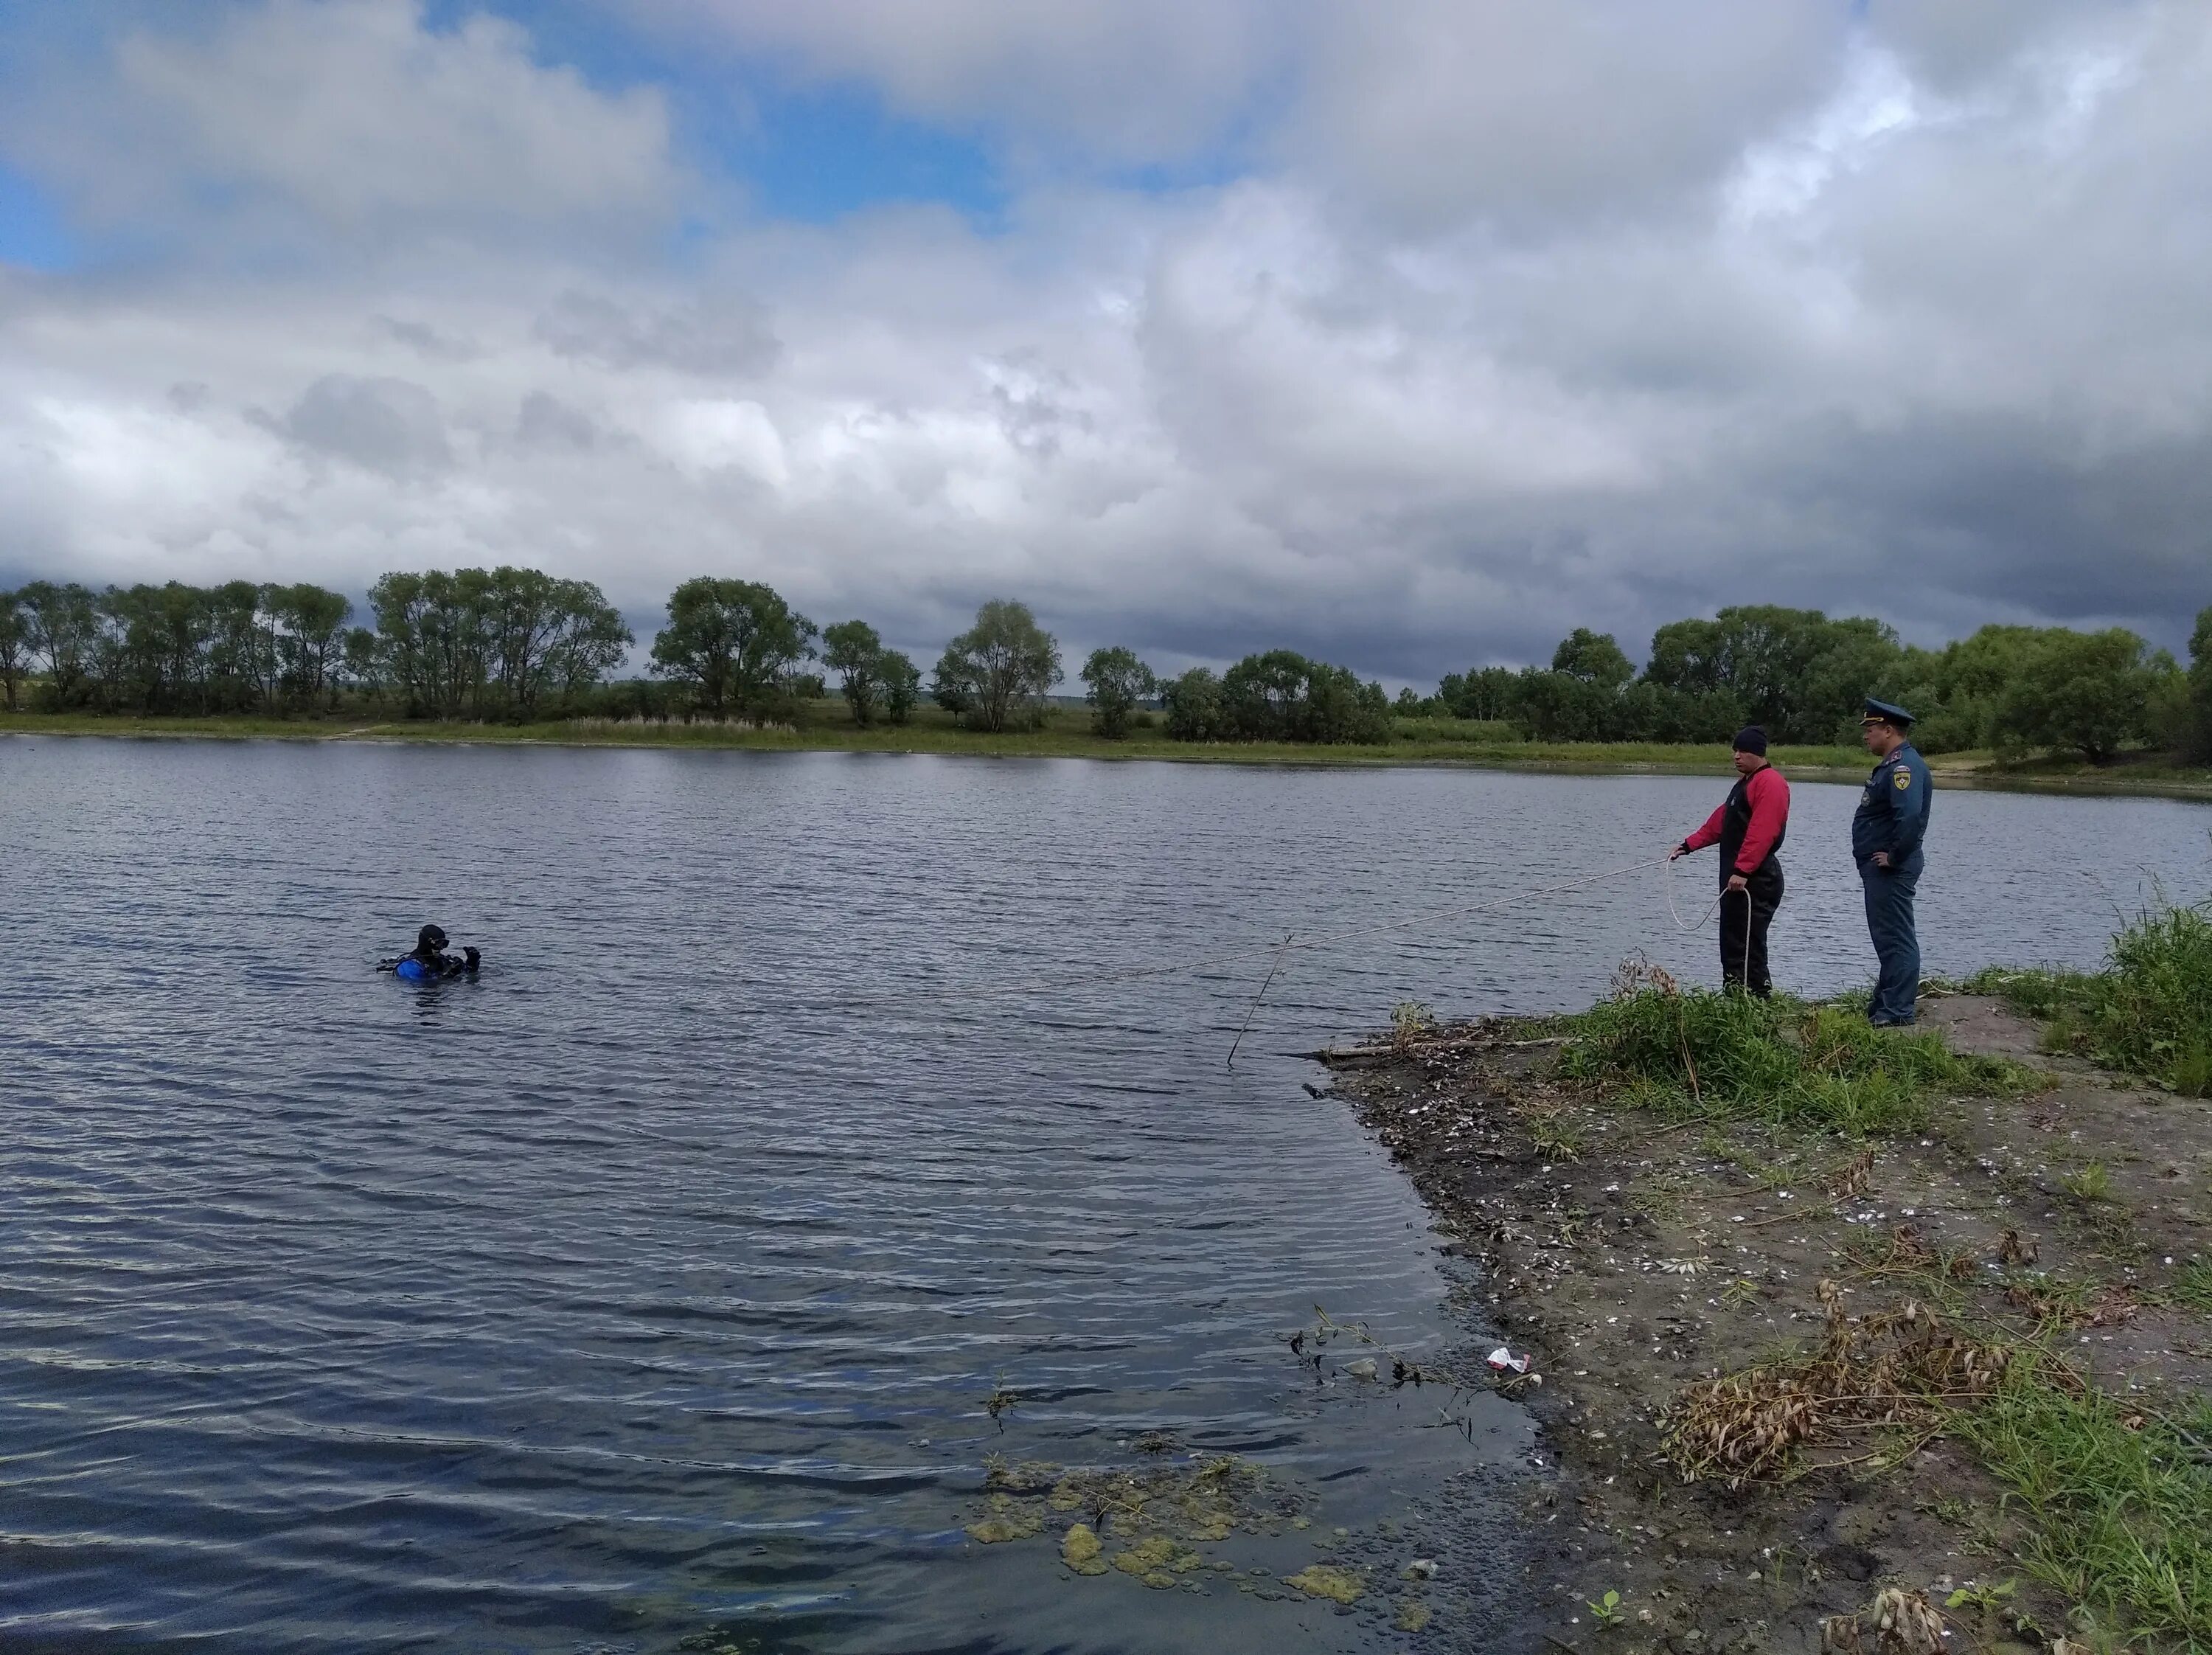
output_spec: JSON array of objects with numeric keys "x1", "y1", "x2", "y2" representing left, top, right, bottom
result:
[{"x1": 1318, "y1": 996, "x2": 2212, "y2": 1655}]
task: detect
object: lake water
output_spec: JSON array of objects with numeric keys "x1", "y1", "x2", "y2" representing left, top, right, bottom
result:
[{"x1": 4, "y1": 738, "x2": 2208, "y2": 1654}]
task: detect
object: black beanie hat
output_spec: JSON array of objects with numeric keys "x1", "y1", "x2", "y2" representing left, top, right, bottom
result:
[{"x1": 1732, "y1": 726, "x2": 1768, "y2": 756}]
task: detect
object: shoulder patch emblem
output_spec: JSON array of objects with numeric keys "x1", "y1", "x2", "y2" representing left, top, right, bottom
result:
[{"x1": 1894, "y1": 769, "x2": 1911, "y2": 789}]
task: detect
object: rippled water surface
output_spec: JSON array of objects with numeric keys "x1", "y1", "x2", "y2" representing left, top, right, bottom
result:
[{"x1": 5, "y1": 739, "x2": 2209, "y2": 1654}]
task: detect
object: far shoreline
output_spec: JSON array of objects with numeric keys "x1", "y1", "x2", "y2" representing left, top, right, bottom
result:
[{"x1": 8, "y1": 712, "x2": 2212, "y2": 802}]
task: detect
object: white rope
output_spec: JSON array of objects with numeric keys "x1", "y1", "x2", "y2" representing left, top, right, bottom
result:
[
  {"x1": 1663, "y1": 850, "x2": 1724, "y2": 932},
  {"x1": 1666, "y1": 849, "x2": 1762, "y2": 995}
]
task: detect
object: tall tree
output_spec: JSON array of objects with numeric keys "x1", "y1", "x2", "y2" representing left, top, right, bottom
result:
[
  {"x1": 1437, "y1": 665, "x2": 1520, "y2": 723},
  {"x1": 0, "y1": 589, "x2": 24, "y2": 711},
  {"x1": 1551, "y1": 628, "x2": 1634, "y2": 688},
  {"x1": 341, "y1": 626, "x2": 383, "y2": 704},
  {"x1": 16, "y1": 580, "x2": 100, "y2": 707},
  {"x1": 1644, "y1": 606, "x2": 1902, "y2": 743},
  {"x1": 933, "y1": 599, "x2": 1062, "y2": 732},
  {"x1": 879, "y1": 649, "x2": 921, "y2": 725},
  {"x1": 1079, "y1": 645, "x2": 1157, "y2": 738},
  {"x1": 822, "y1": 619, "x2": 887, "y2": 726},
  {"x1": 1997, "y1": 628, "x2": 2167, "y2": 765},
  {"x1": 202, "y1": 580, "x2": 268, "y2": 712},
  {"x1": 649, "y1": 577, "x2": 817, "y2": 717},
  {"x1": 1163, "y1": 667, "x2": 1224, "y2": 741},
  {"x1": 542, "y1": 580, "x2": 633, "y2": 707},
  {"x1": 367, "y1": 572, "x2": 434, "y2": 715},
  {"x1": 1214, "y1": 650, "x2": 1390, "y2": 744},
  {"x1": 2187, "y1": 606, "x2": 2212, "y2": 763},
  {"x1": 478, "y1": 567, "x2": 630, "y2": 716},
  {"x1": 267, "y1": 583, "x2": 353, "y2": 709},
  {"x1": 1220, "y1": 649, "x2": 1311, "y2": 740}
]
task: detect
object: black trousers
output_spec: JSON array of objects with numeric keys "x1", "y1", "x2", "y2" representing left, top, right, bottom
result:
[{"x1": 1718, "y1": 862, "x2": 1784, "y2": 996}]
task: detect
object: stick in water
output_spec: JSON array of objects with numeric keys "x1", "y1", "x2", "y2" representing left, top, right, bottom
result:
[{"x1": 1227, "y1": 931, "x2": 1295, "y2": 1068}]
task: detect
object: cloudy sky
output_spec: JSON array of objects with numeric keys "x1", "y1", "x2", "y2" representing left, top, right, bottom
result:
[{"x1": 1, "y1": 0, "x2": 2207, "y2": 683}]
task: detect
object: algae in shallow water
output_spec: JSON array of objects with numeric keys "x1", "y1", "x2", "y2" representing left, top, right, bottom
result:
[
  {"x1": 967, "y1": 1452, "x2": 1313, "y2": 1589},
  {"x1": 964, "y1": 1493, "x2": 1043, "y2": 1544},
  {"x1": 1285, "y1": 1564, "x2": 1365, "y2": 1605},
  {"x1": 1113, "y1": 1534, "x2": 1201, "y2": 1589},
  {"x1": 1060, "y1": 1523, "x2": 1107, "y2": 1575}
]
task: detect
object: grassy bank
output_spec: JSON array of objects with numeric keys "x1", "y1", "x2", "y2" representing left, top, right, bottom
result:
[
  {"x1": 1554, "y1": 978, "x2": 2034, "y2": 1132},
  {"x1": 1327, "y1": 953, "x2": 2211, "y2": 1652},
  {"x1": 1969, "y1": 899, "x2": 2212, "y2": 1096},
  {"x1": 10, "y1": 705, "x2": 2212, "y2": 796}
]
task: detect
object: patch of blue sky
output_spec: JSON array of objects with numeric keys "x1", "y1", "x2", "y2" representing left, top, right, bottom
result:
[
  {"x1": 0, "y1": 163, "x2": 74, "y2": 270},
  {"x1": 442, "y1": 0, "x2": 1005, "y2": 224},
  {"x1": 721, "y1": 82, "x2": 1006, "y2": 225}
]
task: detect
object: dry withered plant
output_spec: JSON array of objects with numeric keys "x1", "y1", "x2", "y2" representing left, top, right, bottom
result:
[
  {"x1": 1818, "y1": 1586, "x2": 1950, "y2": 1655},
  {"x1": 1663, "y1": 1280, "x2": 2014, "y2": 1488}
]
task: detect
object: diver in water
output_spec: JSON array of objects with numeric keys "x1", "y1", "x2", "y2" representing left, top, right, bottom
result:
[{"x1": 380, "y1": 924, "x2": 480, "y2": 982}]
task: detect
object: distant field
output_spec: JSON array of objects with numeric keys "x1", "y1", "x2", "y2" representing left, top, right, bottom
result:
[{"x1": 5, "y1": 706, "x2": 2208, "y2": 796}]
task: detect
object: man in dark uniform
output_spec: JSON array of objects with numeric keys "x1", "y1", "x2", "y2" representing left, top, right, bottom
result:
[
  {"x1": 1853, "y1": 699, "x2": 1931, "y2": 1027},
  {"x1": 1669, "y1": 726, "x2": 1790, "y2": 996}
]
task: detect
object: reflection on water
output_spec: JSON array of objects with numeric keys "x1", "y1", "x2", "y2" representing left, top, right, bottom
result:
[{"x1": 3, "y1": 739, "x2": 2206, "y2": 1652}]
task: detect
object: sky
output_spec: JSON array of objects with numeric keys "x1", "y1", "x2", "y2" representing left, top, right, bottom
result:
[{"x1": 1, "y1": 0, "x2": 2208, "y2": 685}]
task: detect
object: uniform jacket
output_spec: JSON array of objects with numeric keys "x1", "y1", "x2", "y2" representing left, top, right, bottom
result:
[
  {"x1": 1683, "y1": 765, "x2": 1790, "y2": 882},
  {"x1": 1852, "y1": 743, "x2": 1931, "y2": 870}
]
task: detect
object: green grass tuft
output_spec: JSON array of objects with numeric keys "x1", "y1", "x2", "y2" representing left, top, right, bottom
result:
[
  {"x1": 1558, "y1": 988, "x2": 2030, "y2": 1134},
  {"x1": 2171, "y1": 1260, "x2": 2212, "y2": 1315},
  {"x1": 1969, "y1": 900, "x2": 2212, "y2": 1096},
  {"x1": 1952, "y1": 1377, "x2": 2212, "y2": 1651}
]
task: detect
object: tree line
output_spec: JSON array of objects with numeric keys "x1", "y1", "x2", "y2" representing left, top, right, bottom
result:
[
  {"x1": 1414, "y1": 603, "x2": 2212, "y2": 764},
  {"x1": 0, "y1": 571, "x2": 632, "y2": 721},
  {"x1": 3, "y1": 575, "x2": 2208, "y2": 763}
]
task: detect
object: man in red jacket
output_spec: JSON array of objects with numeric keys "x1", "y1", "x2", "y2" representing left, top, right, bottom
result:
[{"x1": 1669, "y1": 726, "x2": 1790, "y2": 996}]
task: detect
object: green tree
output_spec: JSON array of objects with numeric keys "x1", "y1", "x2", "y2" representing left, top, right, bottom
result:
[
  {"x1": 933, "y1": 599, "x2": 1062, "y2": 732},
  {"x1": 1079, "y1": 645, "x2": 1158, "y2": 738},
  {"x1": 649, "y1": 577, "x2": 817, "y2": 718},
  {"x1": 1644, "y1": 606, "x2": 1902, "y2": 743},
  {"x1": 543, "y1": 581, "x2": 632, "y2": 707},
  {"x1": 1220, "y1": 649, "x2": 1311, "y2": 740},
  {"x1": 1437, "y1": 665, "x2": 1520, "y2": 723},
  {"x1": 16, "y1": 580, "x2": 100, "y2": 707},
  {"x1": 2185, "y1": 606, "x2": 2212, "y2": 763},
  {"x1": 341, "y1": 626, "x2": 383, "y2": 704},
  {"x1": 1551, "y1": 628, "x2": 1634, "y2": 687},
  {"x1": 1217, "y1": 650, "x2": 1391, "y2": 744},
  {"x1": 1303, "y1": 662, "x2": 1392, "y2": 743},
  {"x1": 1996, "y1": 628, "x2": 2170, "y2": 764},
  {"x1": 0, "y1": 589, "x2": 24, "y2": 710},
  {"x1": 822, "y1": 619, "x2": 887, "y2": 725},
  {"x1": 1513, "y1": 667, "x2": 1617, "y2": 740},
  {"x1": 476, "y1": 568, "x2": 630, "y2": 717},
  {"x1": 1163, "y1": 667, "x2": 1224, "y2": 740},
  {"x1": 267, "y1": 583, "x2": 353, "y2": 709},
  {"x1": 419, "y1": 569, "x2": 495, "y2": 718},
  {"x1": 366, "y1": 572, "x2": 435, "y2": 715},
  {"x1": 879, "y1": 648, "x2": 921, "y2": 725}
]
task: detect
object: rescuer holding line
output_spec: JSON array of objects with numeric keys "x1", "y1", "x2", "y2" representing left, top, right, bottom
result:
[{"x1": 1669, "y1": 726, "x2": 1791, "y2": 996}]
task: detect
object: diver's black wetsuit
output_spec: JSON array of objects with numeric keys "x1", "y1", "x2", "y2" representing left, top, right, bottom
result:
[{"x1": 380, "y1": 925, "x2": 480, "y2": 979}]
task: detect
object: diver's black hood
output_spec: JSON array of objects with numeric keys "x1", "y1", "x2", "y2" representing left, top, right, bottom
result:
[{"x1": 418, "y1": 925, "x2": 448, "y2": 951}]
